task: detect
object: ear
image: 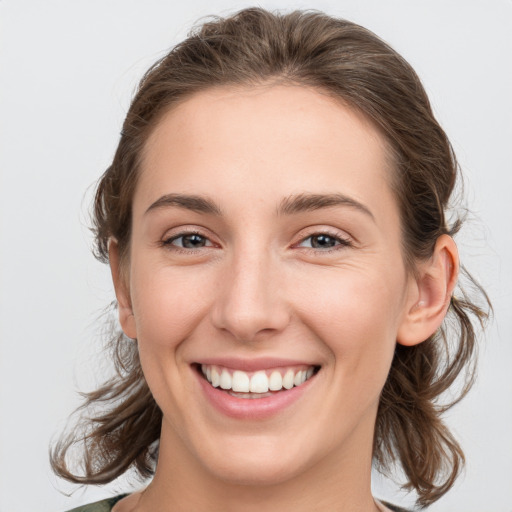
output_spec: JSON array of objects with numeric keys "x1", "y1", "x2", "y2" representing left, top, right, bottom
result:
[
  {"x1": 109, "y1": 239, "x2": 137, "y2": 339},
  {"x1": 397, "y1": 234, "x2": 459, "y2": 346}
]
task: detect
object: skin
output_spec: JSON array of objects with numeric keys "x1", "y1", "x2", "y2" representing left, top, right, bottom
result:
[{"x1": 110, "y1": 85, "x2": 458, "y2": 512}]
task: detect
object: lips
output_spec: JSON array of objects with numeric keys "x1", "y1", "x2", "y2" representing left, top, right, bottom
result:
[{"x1": 194, "y1": 360, "x2": 320, "y2": 419}]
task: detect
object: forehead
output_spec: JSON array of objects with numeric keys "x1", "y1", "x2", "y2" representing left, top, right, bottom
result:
[{"x1": 136, "y1": 84, "x2": 397, "y2": 222}]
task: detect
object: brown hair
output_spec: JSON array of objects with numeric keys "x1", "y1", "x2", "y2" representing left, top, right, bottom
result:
[{"x1": 50, "y1": 8, "x2": 490, "y2": 507}]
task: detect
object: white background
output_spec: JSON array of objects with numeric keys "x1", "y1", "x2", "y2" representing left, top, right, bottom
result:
[{"x1": 1, "y1": 1, "x2": 511, "y2": 511}]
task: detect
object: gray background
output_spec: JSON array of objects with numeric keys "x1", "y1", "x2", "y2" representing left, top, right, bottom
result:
[{"x1": 0, "y1": 0, "x2": 511, "y2": 510}]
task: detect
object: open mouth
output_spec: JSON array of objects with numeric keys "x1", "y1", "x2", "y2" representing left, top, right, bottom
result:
[{"x1": 195, "y1": 363, "x2": 320, "y2": 399}]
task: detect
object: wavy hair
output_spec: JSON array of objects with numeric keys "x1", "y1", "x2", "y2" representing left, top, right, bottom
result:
[{"x1": 50, "y1": 8, "x2": 490, "y2": 507}]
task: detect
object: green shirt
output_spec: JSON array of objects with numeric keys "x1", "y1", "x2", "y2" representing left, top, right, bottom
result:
[{"x1": 65, "y1": 495, "x2": 128, "y2": 512}]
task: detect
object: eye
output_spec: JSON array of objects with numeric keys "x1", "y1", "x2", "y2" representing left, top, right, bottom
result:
[
  {"x1": 164, "y1": 232, "x2": 213, "y2": 249},
  {"x1": 297, "y1": 233, "x2": 351, "y2": 250}
]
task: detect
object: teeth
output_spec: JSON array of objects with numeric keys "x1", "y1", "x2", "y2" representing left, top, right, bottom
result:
[
  {"x1": 268, "y1": 371, "x2": 282, "y2": 391},
  {"x1": 282, "y1": 369, "x2": 294, "y2": 389},
  {"x1": 249, "y1": 371, "x2": 269, "y2": 393},
  {"x1": 211, "y1": 367, "x2": 221, "y2": 388},
  {"x1": 232, "y1": 370, "x2": 250, "y2": 392},
  {"x1": 220, "y1": 369, "x2": 232, "y2": 390},
  {"x1": 200, "y1": 364, "x2": 316, "y2": 394}
]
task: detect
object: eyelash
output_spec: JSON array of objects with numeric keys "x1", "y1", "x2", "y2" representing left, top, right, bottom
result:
[
  {"x1": 161, "y1": 229, "x2": 352, "y2": 255},
  {"x1": 295, "y1": 232, "x2": 353, "y2": 253},
  {"x1": 161, "y1": 230, "x2": 214, "y2": 254}
]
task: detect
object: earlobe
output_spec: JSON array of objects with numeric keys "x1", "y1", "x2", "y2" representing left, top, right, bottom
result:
[
  {"x1": 397, "y1": 234, "x2": 459, "y2": 347},
  {"x1": 108, "y1": 239, "x2": 137, "y2": 339}
]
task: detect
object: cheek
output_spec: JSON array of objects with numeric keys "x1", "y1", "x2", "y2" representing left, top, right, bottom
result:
[
  {"x1": 128, "y1": 264, "x2": 217, "y2": 417},
  {"x1": 294, "y1": 268, "x2": 404, "y2": 381},
  {"x1": 130, "y1": 266, "x2": 213, "y2": 350}
]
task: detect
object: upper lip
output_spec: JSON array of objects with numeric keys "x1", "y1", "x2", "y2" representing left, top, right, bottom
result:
[{"x1": 194, "y1": 357, "x2": 319, "y2": 372}]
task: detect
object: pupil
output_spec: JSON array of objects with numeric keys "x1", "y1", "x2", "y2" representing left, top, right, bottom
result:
[
  {"x1": 312, "y1": 234, "x2": 336, "y2": 248},
  {"x1": 183, "y1": 234, "x2": 205, "y2": 248}
]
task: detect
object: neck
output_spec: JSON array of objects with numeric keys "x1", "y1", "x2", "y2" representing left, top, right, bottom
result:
[{"x1": 136, "y1": 418, "x2": 380, "y2": 512}]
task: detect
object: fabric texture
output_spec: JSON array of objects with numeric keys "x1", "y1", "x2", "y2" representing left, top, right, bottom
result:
[
  {"x1": 64, "y1": 495, "x2": 410, "y2": 511},
  {"x1": 64, "y1": 494, "x2": 128, "y2": 512}
]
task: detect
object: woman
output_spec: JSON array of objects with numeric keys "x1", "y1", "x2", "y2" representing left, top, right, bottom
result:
[{"x1": 51, "y1": 8, "x2": 489, "y2": 511}]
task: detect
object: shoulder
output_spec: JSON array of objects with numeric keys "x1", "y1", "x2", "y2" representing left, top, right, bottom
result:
[{"x1": 64, "y1": 495, "x2": 128, "y2": 512}]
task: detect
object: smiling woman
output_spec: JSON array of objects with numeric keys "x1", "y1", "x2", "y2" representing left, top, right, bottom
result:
[{"x1": 50, "y1": 8, "x2": 489, "y2": 512}]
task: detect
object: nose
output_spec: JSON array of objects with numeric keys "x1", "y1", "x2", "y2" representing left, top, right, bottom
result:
[{"x1": 211, "y1": 249, "x2": 291, "y2": 343}]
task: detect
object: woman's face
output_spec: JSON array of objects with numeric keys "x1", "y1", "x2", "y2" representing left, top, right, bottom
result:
[{"x1": 116, "y1": 85, "x2": 418, "y2": 485}]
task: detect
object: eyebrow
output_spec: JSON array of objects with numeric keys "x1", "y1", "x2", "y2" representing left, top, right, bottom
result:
[
  {"x1": 144, "y1": 192, "x2": 374, "y2": 220},
  {"x1": 145, "y1": 193, "x2": 222, "y2": 216},
  {"x1": 277, "y1": 193, "x2": 375, "y2": 220}
]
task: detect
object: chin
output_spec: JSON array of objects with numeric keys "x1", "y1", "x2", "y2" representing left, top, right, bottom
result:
[
  {"x1": 196, "y1": 433, "x2": 319, "y2": 487},
  {"x1": 209, "y1": 457, "x2": 308, "y2": 487}
]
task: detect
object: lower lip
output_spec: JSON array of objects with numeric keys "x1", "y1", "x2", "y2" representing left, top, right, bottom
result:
[{"x1": 195, "y1": 368, "x2": 316, "y2": 420}]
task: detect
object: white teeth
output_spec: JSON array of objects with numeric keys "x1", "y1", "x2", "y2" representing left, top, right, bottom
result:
[
  {"x1": 282, "y1": 369, "x2": 295, "y2": 390},
  {"x1": 268, "y1": 371, "x2": 283, "y2": 391},
  {"x1": 249, "y1": 371, "x2": 269, "y2": 393},
  {"x1": 201, "y1": 364, "x2": 317, "y2": 394},
  {"x1": 220, "y1": 369, "x2": 232, "y2": 390},
  {"x1": 232, "y1": 370, "x2": 250, "y2": 392},
  {"x1": 211, "y1": 367, "x2": 221, "y2": 388}
]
